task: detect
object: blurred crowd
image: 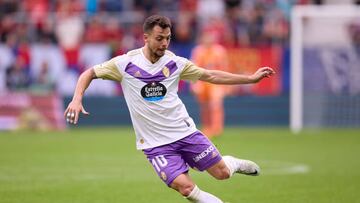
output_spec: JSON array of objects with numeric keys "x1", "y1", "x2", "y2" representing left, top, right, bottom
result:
[{"x1": 0, "y1": 0, "x2": 358, "y2": 96}]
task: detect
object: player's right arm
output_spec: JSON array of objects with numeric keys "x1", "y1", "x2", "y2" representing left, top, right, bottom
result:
[
  {"x1": 64, "y1": 56, "x2": 123, "y2": 125},
  {"x1": 64, "y1": 68, "x2": 96, "y2": 125}
]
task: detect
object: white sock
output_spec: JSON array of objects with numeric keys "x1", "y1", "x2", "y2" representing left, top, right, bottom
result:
[
  {"x1": 222, "y1": 155, "x2": 237, "y2": 176},
  {"x1": 186, "y1": 185, "x2": 223, "y2": 203}
]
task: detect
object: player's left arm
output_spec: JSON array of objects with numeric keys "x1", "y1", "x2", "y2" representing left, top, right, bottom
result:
[{"x1": 199, "y1": 67, "x2": 275, "y2": 84}]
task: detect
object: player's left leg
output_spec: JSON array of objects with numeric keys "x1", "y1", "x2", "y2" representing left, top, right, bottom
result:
[
  {"x1": 205, "y1": 159, "x2": 231, "y2": 180},
  {"x1": 181, "y1": 131, "x2": 260, "y2": 179}
]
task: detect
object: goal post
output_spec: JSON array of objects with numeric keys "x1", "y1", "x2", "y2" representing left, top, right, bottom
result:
[{"x1": 290, "y1": 5, "x2": 360, "y2": 133}]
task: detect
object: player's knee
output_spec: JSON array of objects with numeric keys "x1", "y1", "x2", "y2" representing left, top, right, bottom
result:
[
  {"x1": 208, "y1": 161, "x2": 231, "y2": 180},
  {"x1": 177, "y1": 183, "x2": 195, "y2": 197},
  {"x1": 211, "y1": 167, "x2": 231, "y2": 180},
  {"x1": 209, "y1": 166, "x2": 231, "y2": 180},
  {"x1": 215, "y1": 168, "x2": 231, "y2": 180},
  {"x1": 170, "y1": 174, "x2": 196, "y2": 197}
]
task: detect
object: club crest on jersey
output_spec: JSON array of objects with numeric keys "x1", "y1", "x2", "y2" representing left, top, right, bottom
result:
[
  {"x1": 135, "y1": 71, "x2": 142, "y2": 77},
  {"x1": 160, "y1": 171, "x2": 167, "y2": 181},
  {"x1": 162, "y1": 67, "x2": 170, "y2": 78},
  {"x1": 141, "y1": 81, "x2": 167, "y2": 101}
]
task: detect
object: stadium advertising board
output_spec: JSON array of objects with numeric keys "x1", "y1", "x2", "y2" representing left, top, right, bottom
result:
[
  {"x1": 227, "y1": 47, "x2": 282, "y2": 95},
  {"x1": 0, "y1": 93, "x2": 65, "y2": 130}
]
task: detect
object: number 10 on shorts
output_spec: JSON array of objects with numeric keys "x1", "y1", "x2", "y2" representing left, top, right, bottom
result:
[{"x1": 151, "y1": 155, "x2": 168, "y2": 172}]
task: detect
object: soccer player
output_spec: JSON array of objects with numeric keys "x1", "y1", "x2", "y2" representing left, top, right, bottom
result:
[{"x1": 64, "y1": 15, "x2": 275, "y2": 203}]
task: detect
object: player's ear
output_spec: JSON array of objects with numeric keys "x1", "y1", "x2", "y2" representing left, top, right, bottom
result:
[{"x1": 143, "y1": 33, "x2": 149, "y2": 43}]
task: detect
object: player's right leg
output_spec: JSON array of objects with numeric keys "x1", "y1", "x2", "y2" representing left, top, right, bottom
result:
[
  {"x1": 143, "y1": 135, "x2": 224, "y2": 203},
  {"x1": 143, "y1": 156, "x2": 224, "y2": 202}
]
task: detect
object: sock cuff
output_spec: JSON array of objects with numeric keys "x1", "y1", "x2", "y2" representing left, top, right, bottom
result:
[
  {"x1": 186, "y1": 185, "x2": 200, "y2": 201},
  {"x1": 222, "y1": 155, "x2": 235, "y2": 177}
]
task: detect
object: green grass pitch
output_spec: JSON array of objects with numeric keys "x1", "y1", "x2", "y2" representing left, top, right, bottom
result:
[{"x1": 0, "y1": 127, "x2": 359, "y2": 203}]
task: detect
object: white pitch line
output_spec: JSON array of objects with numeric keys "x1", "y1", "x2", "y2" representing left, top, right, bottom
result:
[{"x1": 258, "y1": 160, "x2": 310, "y2": 175}]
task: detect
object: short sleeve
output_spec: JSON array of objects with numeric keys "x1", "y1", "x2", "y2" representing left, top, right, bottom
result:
[
  {"x1": 180, "y1": 61, "x2": 205, "y2": 82},
  {"x1": 93, "y1": 57, "x2": 123, "y2": 82}
]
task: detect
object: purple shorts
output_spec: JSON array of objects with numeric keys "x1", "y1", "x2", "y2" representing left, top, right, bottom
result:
[{"x1": 143, "y1": 131, "x2": 222, "y2": 186}]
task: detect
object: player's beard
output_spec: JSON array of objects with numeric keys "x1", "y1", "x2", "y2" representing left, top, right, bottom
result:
[
  {"x1": 147, "y1": 44, "x2": 166, "y2": 62},
  {"x1": 154, "y1": 48, "x2": 166, "y2": 58}
]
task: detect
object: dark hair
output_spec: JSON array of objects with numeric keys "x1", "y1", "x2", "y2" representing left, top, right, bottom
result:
[{"x1": 143, "y1": 15, "x2": 172, "y2": 33}]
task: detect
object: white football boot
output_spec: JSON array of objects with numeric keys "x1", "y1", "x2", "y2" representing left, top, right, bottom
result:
[{"x1": 223, "y1": 155, "x2": 260, "y2": 176}]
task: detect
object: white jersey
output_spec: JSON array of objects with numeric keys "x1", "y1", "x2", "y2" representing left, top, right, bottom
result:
[{"x1": 93, "y1": 48, "x2": 205, "y2": 149}]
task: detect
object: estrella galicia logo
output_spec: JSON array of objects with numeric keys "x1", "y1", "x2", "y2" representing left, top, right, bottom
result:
[{"x1": 141, "y1": 82, "x2": 167, "y2": 101}]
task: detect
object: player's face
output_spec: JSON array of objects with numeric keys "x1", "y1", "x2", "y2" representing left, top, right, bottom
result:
[{"x1": 144, "y1": 25, "x2": 171, "y2": 58}]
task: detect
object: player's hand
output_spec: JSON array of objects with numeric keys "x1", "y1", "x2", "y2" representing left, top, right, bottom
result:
[
  {"x1": 250, "y1": 67, "x2": 275, "y2": 83},
  {"x1": 64, "y1": 100, "x2": 89, "y2": 125}
]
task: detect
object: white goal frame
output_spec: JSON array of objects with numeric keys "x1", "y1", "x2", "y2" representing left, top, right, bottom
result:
[{"x1": 290, "y1": 5, "x2": 360, "y2": 133}]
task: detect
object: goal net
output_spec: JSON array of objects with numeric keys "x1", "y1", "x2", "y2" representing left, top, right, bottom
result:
[{"x1": 291, "y1": 5, "x2": 360, "y2": 133}]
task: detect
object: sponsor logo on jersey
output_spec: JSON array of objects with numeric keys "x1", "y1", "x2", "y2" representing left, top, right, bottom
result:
[
  {"x1": 141, "y1": 82, "x2": 167, "y2": 101},
  {"x1": 193, "y1": 145, "x2": 215, "y2": 163}
]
